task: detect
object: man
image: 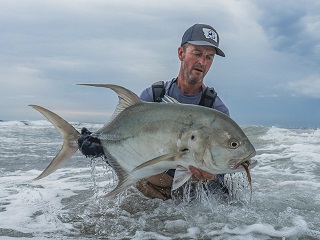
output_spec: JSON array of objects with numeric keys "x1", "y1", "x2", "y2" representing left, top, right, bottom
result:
[
  {"x1": 78, "y1": 23, "x2": 229, "y2": 200},
  {"x1": 135, "y1": 23, "x2": 229, "y2": 199}
]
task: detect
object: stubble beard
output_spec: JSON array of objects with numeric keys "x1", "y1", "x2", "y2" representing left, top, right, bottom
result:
[
  {"x1": 181, "y1": 62, "x2": 204, "y2": 85},
  {"x1": 186, "y1": 69, "x2": 205, "y2": 85}
]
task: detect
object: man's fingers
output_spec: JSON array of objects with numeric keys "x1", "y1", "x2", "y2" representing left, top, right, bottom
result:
[
  {"x1": 188, "y1": 166, "x2": 202, "y2": 180},
  {"x1": 188, "y1": 166, "x2": 215, "y2": 181},
  {"x1": 201, "y1": 170, "x2": 215, "y2": 181}
]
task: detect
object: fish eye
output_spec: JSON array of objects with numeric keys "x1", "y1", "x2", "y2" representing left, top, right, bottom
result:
[
  {"x1": 191, "y1": 135, "x2": 195, "y2": 140},
  {"x1": 229, "y1": 139, "x2": 240, "y2": 149}
]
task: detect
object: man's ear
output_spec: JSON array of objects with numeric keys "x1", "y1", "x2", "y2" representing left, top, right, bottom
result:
[{"x1": 178, "y1": 46, "x2": 184, "y2": 61}]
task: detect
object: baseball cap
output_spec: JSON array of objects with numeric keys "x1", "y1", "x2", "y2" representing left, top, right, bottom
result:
[{"x1": 181, "y1": 24, "x2": 225, "y2": 57}]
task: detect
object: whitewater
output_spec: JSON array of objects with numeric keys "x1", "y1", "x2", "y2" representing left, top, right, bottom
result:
[{"x1": 0, "y1": 120, "x2": 319, "y2": 239}]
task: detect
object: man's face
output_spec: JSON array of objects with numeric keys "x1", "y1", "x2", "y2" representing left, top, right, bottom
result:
[{"x1": 179, "y1": 44, "x2": 216, "y2": 85}]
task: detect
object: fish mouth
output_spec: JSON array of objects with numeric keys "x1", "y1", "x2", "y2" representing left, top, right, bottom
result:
[
  {"x1": 229, "y1": 153, "x2": 257, "y2": 170},
  {"x1": 234, "y1": 158, "x2": 257, "y2": 170}
]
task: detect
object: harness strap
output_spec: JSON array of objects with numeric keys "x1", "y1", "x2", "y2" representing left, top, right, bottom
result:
[
  {"x1": 151, "y1": 80, "x2": 217, "y2": 108},
  {"x1": 198, "y1": 87, "x2": 217, "y2": 108},
  {"x1": 152, "y1": 81, "x2": 165, "y2": 102}
]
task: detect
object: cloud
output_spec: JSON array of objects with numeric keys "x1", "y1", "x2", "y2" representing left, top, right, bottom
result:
[
  {"x1": 1, "y1": 0, "x2": 320, "y2": 126},
  {"x1": 0, "y1": 65, "x2": 50, "y2": 94},
  {"x1": 253, "y1": 0, "x2": 320, "y2": 60},
  {"x1": 287, "y1": 75, "x2": 320, "y2": 98}
]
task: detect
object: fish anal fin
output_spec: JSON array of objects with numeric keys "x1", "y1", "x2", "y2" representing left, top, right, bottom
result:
[
  {"x1": 172, "y1": 165, "x2": 193, "y2": 191},
  {"x1": 100, "y1": 151, "x2": 133, "y2": 199},
  {"x1": 100, "y1": 177, "x2": 132, "y2": 199}
]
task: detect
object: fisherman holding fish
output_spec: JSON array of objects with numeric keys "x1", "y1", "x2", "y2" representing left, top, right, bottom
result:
[
  {"x1": 79, "y1": 24, "x2": 230, "y2": 199},
  {"x1": 31, "y1": 24, "x2": 256, "y2": 201},
  {"x1": 135, "y1": 24, "x2": 230, "y2": 199}
]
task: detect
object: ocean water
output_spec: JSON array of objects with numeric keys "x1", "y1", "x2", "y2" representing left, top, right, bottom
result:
[{"x1": 0, "y1": 121, "x2": 319, "y2": 240}]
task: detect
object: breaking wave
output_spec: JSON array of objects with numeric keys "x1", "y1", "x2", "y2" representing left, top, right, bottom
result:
[
  {"x1": 0, "y1": 120, "x2": 103, "y2": 129},
  {"x1": 0, "y1": 124, "x2": 319, "y2": 239}
]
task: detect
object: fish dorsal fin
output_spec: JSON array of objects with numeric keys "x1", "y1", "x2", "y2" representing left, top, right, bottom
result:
[{"x1": 78, "y1": 84, "x2": 141, "y2": 133}]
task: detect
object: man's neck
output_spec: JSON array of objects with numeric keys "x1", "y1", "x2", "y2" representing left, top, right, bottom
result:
[{"x1": 176, "y1": 77, "x2": 204, "y2": 96}]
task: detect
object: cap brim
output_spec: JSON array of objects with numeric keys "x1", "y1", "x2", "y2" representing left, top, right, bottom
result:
[{"x1": 187, "y1": 40, "x2": 225, "y2": 57}]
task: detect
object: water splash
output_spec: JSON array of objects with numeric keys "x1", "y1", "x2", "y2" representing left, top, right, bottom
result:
[
  {"x1": 90, "y1": 158, "x2": 99, "y2": 201},
  {"x1": 223, "y1": 172, "x2": 252, "y2": 205},
  {"x1": 89, "y1": 157, "x2": 118, "y2": 201}
]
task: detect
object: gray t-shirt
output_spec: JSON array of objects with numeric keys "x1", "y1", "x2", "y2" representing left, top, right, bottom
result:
[
  {"x1": 139, "y1": 79, "x2": 229, "y2": 186},
  {"x1": 140, "y1": 79, "x2": 230, "y2": 116}
]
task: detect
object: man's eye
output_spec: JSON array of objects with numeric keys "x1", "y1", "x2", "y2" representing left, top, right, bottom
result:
[{"x1": 206, "y1": 56, "x2": 214, "y2": 61}]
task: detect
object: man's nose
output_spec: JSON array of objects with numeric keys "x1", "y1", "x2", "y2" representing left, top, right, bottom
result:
[{"x1": 198, "y1": 56, "x2": 207, "y2": 66}]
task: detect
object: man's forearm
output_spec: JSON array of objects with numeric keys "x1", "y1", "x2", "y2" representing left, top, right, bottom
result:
[{"x1": 144, "y1": 172, "x2": 173, "y2": 188}]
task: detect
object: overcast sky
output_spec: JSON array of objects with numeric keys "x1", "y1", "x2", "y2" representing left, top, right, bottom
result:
[{"x1": 1, "y1": 0, "x2": 319, "y2": 128}]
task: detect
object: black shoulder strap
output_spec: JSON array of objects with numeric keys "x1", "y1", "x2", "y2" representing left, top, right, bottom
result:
[
  {"x1": 198, "y1": 87, "x2": 217, "y2": 108},
  {"x1": 152, "y1": 81, "x2": 165, "y2": 102},
  {"x1": 152, "y1": 81, "x2": 217, "y2": 107}
]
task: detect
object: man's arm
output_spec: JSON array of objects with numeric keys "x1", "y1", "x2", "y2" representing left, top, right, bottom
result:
[
  {"x1": 136, "y1": 166, "x2": 216, "y2": 200},
  {"x1": 145, "y1": 166, "x2": 215, "y2": 187}
]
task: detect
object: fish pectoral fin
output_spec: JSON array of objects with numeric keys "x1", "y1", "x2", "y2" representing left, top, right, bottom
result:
[
  {"x1": 172, "y1": 165, "x2": 193, "y2": 191},
  {"x1": 132, "y1": 152, "x2": 187, "y2": 172}
]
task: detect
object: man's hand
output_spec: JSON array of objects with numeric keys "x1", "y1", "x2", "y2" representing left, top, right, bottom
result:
[
  {"x1": 189, "y1": 165, "x2": 215, "y2": 181},
  {"x1": 78, "y1": 127, "x2": 104, "y2": 158}
]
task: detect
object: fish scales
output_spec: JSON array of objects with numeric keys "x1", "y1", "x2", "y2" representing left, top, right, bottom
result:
[{"x1": 100, "y1": 102, "x2": 233, "y2": 175}]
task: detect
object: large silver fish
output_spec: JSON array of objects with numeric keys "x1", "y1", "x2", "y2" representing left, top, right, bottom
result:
[{"x1": 30, "y1": 84, "x2": 257, "y2": 198}]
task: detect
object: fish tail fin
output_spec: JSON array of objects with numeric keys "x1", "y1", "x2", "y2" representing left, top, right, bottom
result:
[{"x1": 29, "y1": 105, "x2": 80, "y2": 180}]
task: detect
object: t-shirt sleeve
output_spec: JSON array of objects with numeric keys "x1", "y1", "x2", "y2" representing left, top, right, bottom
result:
[
  {"x1": 213, "y1": 96, "x2": 230, "y2": 116},
  {"x1": 140, "y1": 87, "x2": 154, "y2": 102}
]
